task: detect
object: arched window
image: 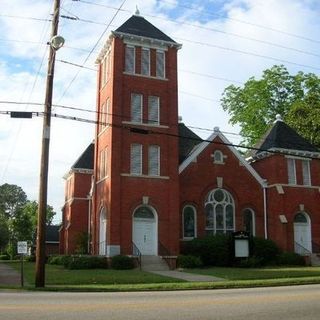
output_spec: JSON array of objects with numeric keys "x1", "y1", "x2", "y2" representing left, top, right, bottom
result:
[
  {"x1": 213, "y1": 150, "x2": 224, "y2": 164},
  {"x1": 294, "y1": 212, "x2": 308, "y2": 223},
  {"x1": 183, "y1": 206, "x2": 197, "y2": 239},
  {"x1": 134, "y1": 206, "x2": 155, "y2": 220},
  {"x1": 243, "y1": 208, "x2": 255, "y2": 236},
  {"x1": 205, "y1": 189, "x2": 235, "y2": 235}
]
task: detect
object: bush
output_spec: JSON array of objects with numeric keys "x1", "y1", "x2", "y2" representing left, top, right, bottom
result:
[
  {"x1": 277, "y1": 252, "x2": 305, "y2": 266},
  {"x1": 0, "y1": 254, "x2": 10, "y2": 260},
  {"x1": 177, "y1": 255, "x2": 203, "y2": 268},
  {"x1": 181, "y1": 235, "x2": 234, "y2": 267},
  {"x1": 251, "y1": 237, "x2": 281, "y2": 266},
  {"x1": 47, "y1": 255, "x2": 71, "y2": 266},
  {"x1": 65, "y1": 255, "x2": 108, "y2": 270},
  {"x1": 111, "y1": 255, "x2": 135, "y2": 270},
  {"x1": 25, "y1": 255, "x2": 36, "y2": 262},
  {"x1": 238, "y1": 257, "x2": 263, "y2": 268}
]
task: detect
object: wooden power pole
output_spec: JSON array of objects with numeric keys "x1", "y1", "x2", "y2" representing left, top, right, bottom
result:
[{"x1": 35, "y1": 0, "x2": 61, "y2": 288}]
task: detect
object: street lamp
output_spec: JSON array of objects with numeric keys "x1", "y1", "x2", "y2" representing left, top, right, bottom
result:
[{"x1": 35, "y1": 0, "x2": 64, "y2": 288}]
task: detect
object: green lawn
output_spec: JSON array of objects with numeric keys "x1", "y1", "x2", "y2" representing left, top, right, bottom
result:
[
  {"x1": 186, "y1": 266, "x2": 320, "y2": 280},
  {"x1": 4, "y1": 261, "x2": 320, "y2": 292},
  {"x1": 8, "y1": 261, "x2": 184, "y2": 285}
]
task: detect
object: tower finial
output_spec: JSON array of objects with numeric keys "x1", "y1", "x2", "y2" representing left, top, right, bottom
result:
[
  {"x1": 135, "y1": 5, "x2": 140, "y2": 16},
  {"x1": 274, "y1": 114, "x2": 283, "y2": 123}
]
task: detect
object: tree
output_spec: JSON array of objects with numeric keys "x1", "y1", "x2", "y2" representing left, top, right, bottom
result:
[
  {"x1": 0, "y1": 214, "x2": 9, "y2": 253},
  {"x1": 221, "y1": 65, "x2": 320, "y2": 147},
  {"x1": 22, "y1": 201, "x2": 56, "y2": 227},
  {"x1": 0, "y1": 183, "x2": 27, "y2": 219},
  {"x1": 0, "y1": 183, "x2": 56, "y2": 254}
]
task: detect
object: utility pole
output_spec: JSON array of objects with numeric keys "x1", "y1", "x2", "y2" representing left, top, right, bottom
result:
[{"x1": 35, "y1": 0, "x2": 62, "y2": 288}]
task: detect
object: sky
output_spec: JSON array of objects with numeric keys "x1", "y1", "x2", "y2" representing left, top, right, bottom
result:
[{"x1": 0, "y1": 0, "x2": 319, "y2": 223}]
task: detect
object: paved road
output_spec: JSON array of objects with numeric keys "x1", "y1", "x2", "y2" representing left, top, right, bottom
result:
[{"x1": 1, "y1": 284, "x2": 320, "y2": 320}]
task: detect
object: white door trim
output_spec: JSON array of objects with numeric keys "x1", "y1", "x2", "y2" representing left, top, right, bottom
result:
[
  {"x1": 294, "y1": 212, "x2": 312, "y2": 254},
  {"x1": 132, "y1": 205, "x2": 158, "y2": 255}
]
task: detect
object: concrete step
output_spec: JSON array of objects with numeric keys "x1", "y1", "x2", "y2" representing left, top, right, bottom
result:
[
  {"x1": 310, "y1": 254, "x2": 320, "y2": 266},
  {"x1": 141, "y1": 255, "x2": 170, "y2": 271}
]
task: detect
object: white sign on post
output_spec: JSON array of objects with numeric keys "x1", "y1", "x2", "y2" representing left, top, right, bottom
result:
[{"x1": 17, "y1": 241, "x2": 28, "y2": 255}]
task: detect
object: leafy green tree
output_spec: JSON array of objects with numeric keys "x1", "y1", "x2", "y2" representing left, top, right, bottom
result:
[
  {"x1": 0, "y1": 214, "x2": 9, "y2": 253},
  {"x1": 221, "y1": 65, "x2": 320, "y2": 147},
  {"x1": 0, "y1": 184, "x2": 56, "y2": 252},
  {"x1": 0, "y1": 183, "x2": 27, "y2": 218},
  {"x1": 22, "y1": 201, "x2": 56, "y2": 227}
]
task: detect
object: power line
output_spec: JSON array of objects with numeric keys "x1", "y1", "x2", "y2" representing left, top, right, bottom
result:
[
  {"x1": 178, "y1": 37, "x2": 320, "y2": 72},
  {"x1": 159, "y1": 0, "x2": 320, "y2": 45},
  {"x1": 72, "y1": 0, "x2": 320, "y2": 59},
  {"x1": 0, "y1": 13, "x2": 51, "y2": 22},
  {"x1": 56, "y1": 59, "x2": 97, "y2": 71},
  {"x1": 57, "y1": 0, "x2": 128, "y2": 102},
  {"x1": 1, "y1": 110, "x2": 318, "y2": 160}
]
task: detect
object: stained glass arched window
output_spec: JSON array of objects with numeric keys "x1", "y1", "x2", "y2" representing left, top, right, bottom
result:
[{"x1": 205, "y1": 189, "x2": 235, "y2": 235}]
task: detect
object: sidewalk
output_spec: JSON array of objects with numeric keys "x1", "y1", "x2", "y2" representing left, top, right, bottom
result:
[
  {"x1": 149, "y1": 270, "x2": 225, "y2": 282},
  {"x1": 0, "y1": 262, "x2": 22, "y2": 286}
]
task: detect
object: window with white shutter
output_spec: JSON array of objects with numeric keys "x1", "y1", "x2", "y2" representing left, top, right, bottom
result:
[
  {"x1": 99, "y1": 102, "x2": 105, "y2": 132},
  {"x1": 156, "y1": 50, "x2": 165, "y2": 78},
  {"x1": 287, "y1": 158, "x2": 296, "y2": 185},
  {"x1": 148, "y1": 145, "x2": 160, "y2": 176},
  {"x1": 148, "y1": 96, "x2": 159, "y2": 125},
  {"x1": 141, "y1": 48, "x2": 150, "y2": 76},
  {"x1": 302, "y1": 160, "x2": 311, "y2": 186},
  {"x1": 131, "y1": 93, "x2": 142, "y2": 123},
  {"x1": 131, "y1": 144, "x2": 142, "y2": 175},
  {"x1": 99, "y1": 148, "x2": 107, "y2": 179},
  {"x1": 125, "y1": 45, "x2": 135, "y2": 74},
  {"x1": 100, "y1": 59, "x2": 106, "y2": 88}
]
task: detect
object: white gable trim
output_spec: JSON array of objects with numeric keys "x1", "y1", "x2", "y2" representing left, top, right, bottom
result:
[
  {"x1": 179, "y1": 131, "x2": 266, "y2": 187},
  {"x1": 179, "y1": 132, "x2": 218, "y2": 174}
]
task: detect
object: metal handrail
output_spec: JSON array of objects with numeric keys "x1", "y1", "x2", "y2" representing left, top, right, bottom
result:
[
  {"x1": 158, "y1": 241, "x2": 170, "y2": 257},
  {"x1": 294, "y1": 241, "x2": 311, "y2": 256},
  {"x1": 132, "y1": 242, "x2": 142, "y2": 270}
]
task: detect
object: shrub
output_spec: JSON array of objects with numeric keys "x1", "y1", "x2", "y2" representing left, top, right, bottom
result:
[
  {"x1": 277, "y1": 252, "x2": 305, "y2": 266},
  {"x1": 251, "y1": 237, "x2": 281, "y2": 266},
  {"x1": 74, "y1": 232, "x2": 89, "y2": 254},
  {"x1": 181, "y1": 235, "x2": 233, "y2": 267},
  {"x1": 177, "y1": 255, "x2": 203, "y2": 268},
  {"x1": 238, "y1": 257, "x2": 263, "y2": 268},
  {"x1": 111, "y1": 255, "x2": 135, "y2": 270},
  {"x1": 47, "y1": 255, "x2": 71, "y2": 266},
  {"x1": 65, "y1": 255, "x2": 108, "y2": 270},
  {"x1": 25, "y1": 255, "x2": 36, "y2": 262},
  {"x1": 0, "y1": 254, "x2": 10, "y2": 260}
]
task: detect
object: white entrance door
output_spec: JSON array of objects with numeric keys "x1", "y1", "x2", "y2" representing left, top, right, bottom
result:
[
  {"x1": 294, "y1": 223, "x2": 312, "y2": 253},
  {"x1": 133, "y1": 219, "x2": 156, "y2": 255}
]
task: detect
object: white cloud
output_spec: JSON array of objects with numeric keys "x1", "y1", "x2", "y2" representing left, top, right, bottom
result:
[{"x1": 1, "y1": 0, "x2": 319, "y2": 221}]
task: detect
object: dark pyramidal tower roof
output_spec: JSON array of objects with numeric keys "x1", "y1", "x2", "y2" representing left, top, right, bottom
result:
[
  {"x1": 115, "y1": 13, "x2": 177, "y2": 43},
  {"x1": 72, "y1": 143, "x2": 94, "y2": 170},
  {"x1": 252, "y1": 115, "x2": 318, "y2": 156}
]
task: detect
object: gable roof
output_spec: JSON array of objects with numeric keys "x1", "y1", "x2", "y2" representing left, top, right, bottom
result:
[
  {"x1": 179, "y1": 128, "x2": 266, "y2": 187},
  {"x1": 114, "y1": 14, "x2": 177, "y2": 44},
  {"x1": 251, "y1": 119, "x2": 319, "y2": 157},
  {"x1": 72, "y1": 143, "x2": 94, "y2": 170},
  {"x1": 178, "y1": 123, "x2": 203, "y2": 164},
  {"x1": 46, "y1": 225, "x2": 60, "y2": 243}
]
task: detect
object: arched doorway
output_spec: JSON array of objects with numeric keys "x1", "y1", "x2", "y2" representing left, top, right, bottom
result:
[
  {"x1": 294, "y1": 212, "x2": 312, "y2": 254},
  {"x1": 132, "y1": 205, "x2": 157, "y2": 255},
  {"x1": 99, "y1": 207, "x2": 107, "y2": 255}
]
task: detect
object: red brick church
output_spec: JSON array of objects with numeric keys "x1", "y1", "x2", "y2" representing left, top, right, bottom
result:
[{"x1": 59, "y1": 12, "x2": 320, "y2": 260}]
